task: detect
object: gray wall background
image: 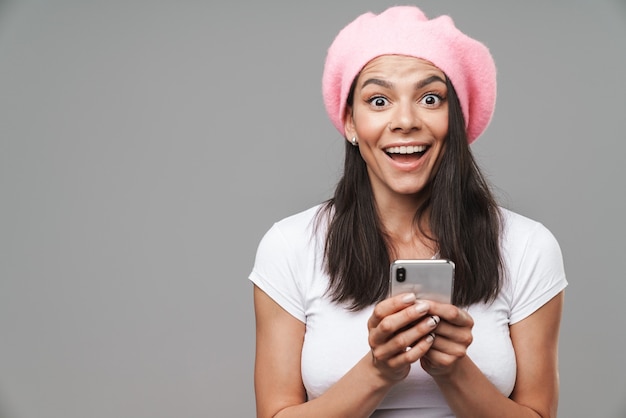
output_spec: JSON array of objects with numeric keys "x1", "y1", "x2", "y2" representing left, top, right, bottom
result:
[{"x1": 1, "y1": 0, "x2": 625, "y2": 417}]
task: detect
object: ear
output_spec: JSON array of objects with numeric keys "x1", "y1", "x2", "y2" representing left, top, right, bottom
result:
[{"x1": 343, "y1": 106, "x2": 356, "y2": 142}]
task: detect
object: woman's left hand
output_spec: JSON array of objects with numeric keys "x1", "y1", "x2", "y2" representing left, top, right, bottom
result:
[{"x1": 420, "y1": 302, "x2": 474, "y2": 377}]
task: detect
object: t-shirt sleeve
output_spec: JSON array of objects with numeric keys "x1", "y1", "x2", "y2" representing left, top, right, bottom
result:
[
  {"x1": 509, "y1": 222, "x2": 568, "y2": 324},
  {"x1": 249, "y1": 223, "x2": 306, "y2": 323}
]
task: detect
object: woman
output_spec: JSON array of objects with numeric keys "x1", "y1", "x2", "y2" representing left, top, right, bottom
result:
[{"x1": 250, "y1": 6, "x2": 567, "y2": 417}]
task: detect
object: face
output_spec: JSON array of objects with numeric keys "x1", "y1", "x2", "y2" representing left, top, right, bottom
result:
[{"x1": 344, "y1": 55, "x2": 449, "y2": 205}]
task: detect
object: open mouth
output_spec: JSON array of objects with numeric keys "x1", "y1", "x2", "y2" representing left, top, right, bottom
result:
[{"x1": 384, "y1": 145, "x2": 428, "y2": 162}]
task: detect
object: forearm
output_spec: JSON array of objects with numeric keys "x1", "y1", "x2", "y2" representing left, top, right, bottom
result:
[
  {"x1": 272, "y1": 355, "x2": 395, "y2": 418},
  {"x1": 433, "y1": 356, "x2": 544, "y2": 418}
]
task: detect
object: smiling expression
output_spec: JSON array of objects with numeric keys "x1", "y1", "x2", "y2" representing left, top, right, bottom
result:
[{"x1": 344, "y1": 55, "x2": 449, "y2": 206}]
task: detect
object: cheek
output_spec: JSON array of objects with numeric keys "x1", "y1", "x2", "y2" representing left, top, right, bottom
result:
[
  {"x1": 431, "y1": 113, "x2": 449, "y2": 138},
  {"x1": 354, "y1": 113, "x2": 386, "y2": 139}
]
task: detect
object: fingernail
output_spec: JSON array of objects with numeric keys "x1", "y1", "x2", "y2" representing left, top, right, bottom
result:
[
  {"x1": 401, "y1": 293, "x2": 416, "y2": 304},
  {"x1": 425, "y1": 333, "x2": 435, "y2": 343},
  {"x1": 414, "y1": 301, "x2": 429, "y2": 313},
  {"x1": 429, "y1": 316, "x2": 440, "y2": 328}
]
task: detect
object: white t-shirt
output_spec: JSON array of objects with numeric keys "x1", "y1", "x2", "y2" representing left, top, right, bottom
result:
[{"x1": 249, "y1": 205, "x2": 567, "y2": 417}]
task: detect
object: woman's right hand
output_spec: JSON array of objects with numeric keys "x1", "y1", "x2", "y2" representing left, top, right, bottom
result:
[{"x1": 367, "y1": 293, "x2": 439, "y2": 383}]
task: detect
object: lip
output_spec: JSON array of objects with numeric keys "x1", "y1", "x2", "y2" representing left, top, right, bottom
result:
[{"x1": 383, "y1": 145, "x2": 430, "y2": 171}]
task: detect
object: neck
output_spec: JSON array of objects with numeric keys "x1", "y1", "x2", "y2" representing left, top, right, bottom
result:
[{"x1": 374, "y1": 191, "x2": 437, "y2": 260}]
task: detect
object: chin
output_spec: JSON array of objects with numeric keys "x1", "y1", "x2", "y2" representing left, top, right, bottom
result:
[{"x1": 392, "y1": 185, "x2": 428, "y2": 196}]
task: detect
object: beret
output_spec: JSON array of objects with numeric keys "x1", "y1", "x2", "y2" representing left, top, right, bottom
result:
[{"x1": 322, "y1": 5, "x2": 497, "y2": 143}]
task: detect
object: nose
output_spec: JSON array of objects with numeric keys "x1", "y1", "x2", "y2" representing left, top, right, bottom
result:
[{"x1": 389, "y1": 102, "x2": 421, "y2": 133}]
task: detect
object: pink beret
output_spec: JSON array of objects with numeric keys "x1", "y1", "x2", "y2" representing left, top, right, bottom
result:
[{"x1": 322, "y1": 5, "x2": 497, "y2": 143}]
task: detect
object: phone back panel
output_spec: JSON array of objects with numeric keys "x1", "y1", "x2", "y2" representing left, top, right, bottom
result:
[{"x1": 389, "y1": 259, "x2": 455, "y2": 303}]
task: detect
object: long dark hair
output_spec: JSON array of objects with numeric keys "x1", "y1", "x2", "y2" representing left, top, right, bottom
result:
[{"x1": 316, "y1": 77, "x2": 503, "y2": 310}]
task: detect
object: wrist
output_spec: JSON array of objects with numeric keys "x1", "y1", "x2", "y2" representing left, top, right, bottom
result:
[
  {"x1": 358, "y1": 353, "x2": 404, "y2": 394},
  {"x1": 428, "y1": 355, "x2": 470, "y2": 387}
]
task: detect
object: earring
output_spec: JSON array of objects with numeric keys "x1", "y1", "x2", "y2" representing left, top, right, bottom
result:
[{"x1": 351, "y1": 136, "x2": 358, "y2": 146}]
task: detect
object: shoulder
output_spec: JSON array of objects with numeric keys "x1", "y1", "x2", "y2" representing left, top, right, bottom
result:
[
  {"x1": 255, "y1": 204, "x2": 327, "y2": 256},
  {"x1": 273, "y1": 204, "x2": 326, "y2": 234},
  {"x1": 497, "y1": 208, "x2": 568, "y2": 323},
  {"x1": 499, "y1": 207, "x2": 545, "y2": 235},
  {"x1": 499, "y1": 208, "x2": 562, "y2": 257},
  {"x1": 250, "y1": 204, "x2": 327, "y2": 323}
]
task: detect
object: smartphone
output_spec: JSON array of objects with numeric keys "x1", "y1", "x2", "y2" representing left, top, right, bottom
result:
[{"x1": 389, "y1": 259, "x2": 455, "y2": 303}]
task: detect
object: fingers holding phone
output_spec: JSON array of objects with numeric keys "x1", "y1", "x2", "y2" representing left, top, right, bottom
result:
[
  {"x1": 420, "y1": 301, "x2": 474, "y2": 377},
  {"x1": 365, "y1": 259, "x2": 458, "y2": 382},
  {"x1": 366, "y1": 293, "x2": 437, "y2": 382},
  {"x1": 385, "y1": 259, "x2": 471, "y2": 377}
]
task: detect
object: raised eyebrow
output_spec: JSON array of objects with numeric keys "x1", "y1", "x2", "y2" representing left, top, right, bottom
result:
[
  {"x1": 416, "y1": 75, "x2": 447, "y2": 89},
  {"x1": 361, "y1": 75, "x2": 446, "y2": 90},
  {"x1": 361, "y1": 78, "x2": 394, "y2": 90}
]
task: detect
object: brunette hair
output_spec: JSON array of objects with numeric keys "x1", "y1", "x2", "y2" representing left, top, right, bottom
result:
[{"x1": 316, "y1": 77, "x2": 503, "y2": 310}]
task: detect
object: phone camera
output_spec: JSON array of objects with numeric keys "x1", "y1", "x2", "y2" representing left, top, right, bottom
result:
[{"x1": 396, "y1": 267, "x2": 406, "y2": 283}]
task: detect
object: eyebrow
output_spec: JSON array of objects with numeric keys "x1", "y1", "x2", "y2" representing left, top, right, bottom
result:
[
  {"x1": 361, "y1": 75, "x2": 446, "y2": 90},
  {"x1": 415, "y1": 75, "x2": 447, "y2": 89}
]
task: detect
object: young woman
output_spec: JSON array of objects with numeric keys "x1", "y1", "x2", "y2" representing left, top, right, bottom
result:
[{"x1": 250, "y1": 6, "x2": 567, "y2": 417}]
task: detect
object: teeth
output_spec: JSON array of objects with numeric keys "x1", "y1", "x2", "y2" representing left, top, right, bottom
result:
[{"x1": 385, "y1": 145, "x2": 427, "y2": 154}]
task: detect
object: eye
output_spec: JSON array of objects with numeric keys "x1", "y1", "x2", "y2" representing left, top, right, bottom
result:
[
  {"x1": 367, "y1": 96, "x2": 390, "y2": 108},
  {"x1": 420, "y1": 93, "x2": 444, "y2": 107}
]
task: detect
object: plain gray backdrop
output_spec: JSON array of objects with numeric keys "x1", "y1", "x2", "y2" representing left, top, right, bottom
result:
[{"x1": 1, "y1": 0, "x2": 625, "y2": 417}]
